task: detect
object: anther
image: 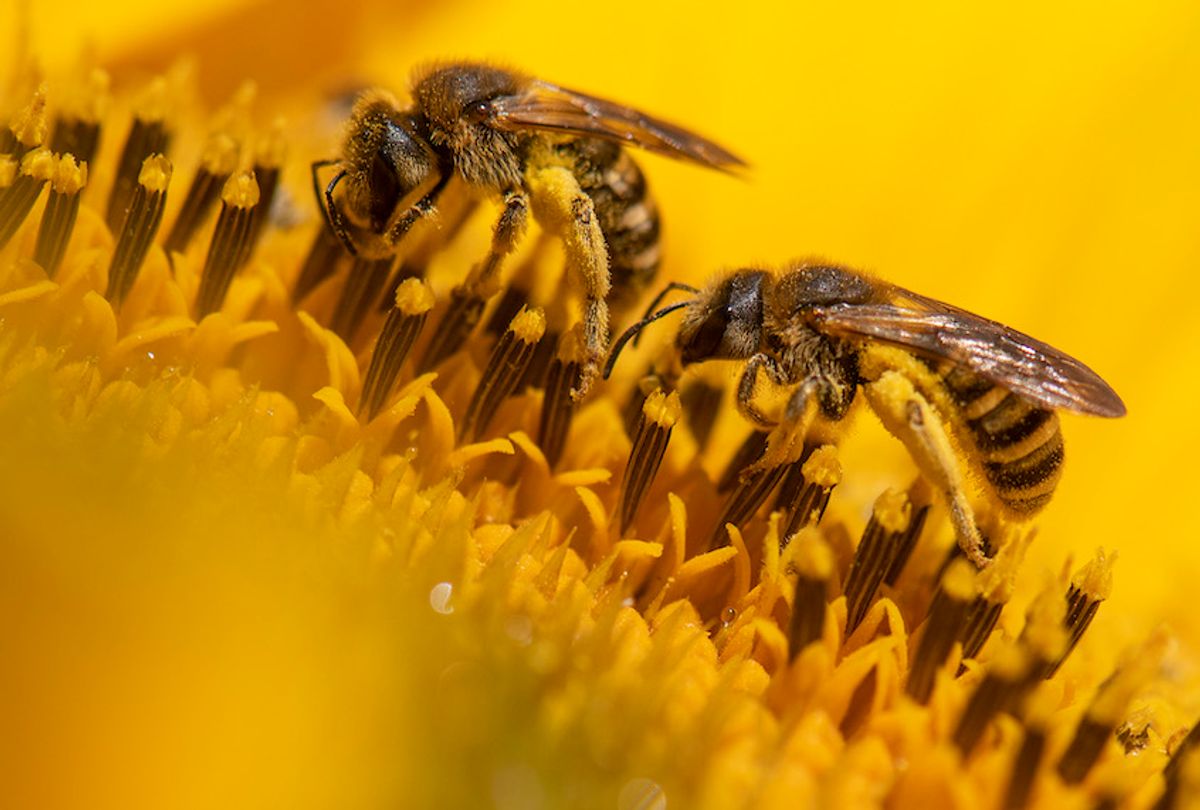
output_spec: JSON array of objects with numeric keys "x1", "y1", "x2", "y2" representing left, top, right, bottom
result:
[
  {"x1": 1057, "y1": 635, "x2": 1166, "y2": 785},
  {"x1": 359, "y1": 278, "x2": 434, "y2": 420},
  {"x1": 105, "y1": 154, "x2": 172, "y2": 309},
  {"x1": 163, "y1": 132, "x2": 238, "y2": 255},
  {"x1": 0, "y1": 147, "x2": 54, "y2": 250},
  {"x1": 106, "y1": 78, "x2": 171, "y2": 233},
  {"x1": 33, "y1": 154, "x2": 88, "y2": 277},
  {"x1": 538, "y1": 328, "x2": 584, "y2": 470},
  {"x1": 194, "y1": 170, "x2": 259, "y2": 318},
  {"x1": 952, "y1": 642, "x2": 1034, "y2": 756},
  {"x1": 775, "y1": 444, "x2": 841, "y2": 548},
  {"x1": 6, "y1": 83, "x2": 47, "y2": 159},
  {"x1": 788, "y1": 527, "x2": 833, "y2": 657},
  {"x1": 843, "y1": 488, "x2": 912, "y2": 636},
  {"x1": 1040, "y1": 548, "x2": 1115, "y2": 679},
  {"x1": 458, "y1": 306, "x2": 546, "y2": 442},
  {"x1": 905, "y1": 558, "x2": 976, "y2": 704},
  {"x1": 49, "y1": 69, "x2": 108, "y2": 165},
  {"x1": 619, "y1": 389, "x2": 680, "y2": 533},
  {"x1": 418, "y1": 287, "x2": 488, "y2": 372},
  {"x1": 330, "y1": 255, "x2": 393, "y2": 341},
  {"x1": 621, "y1": 363, "x2": 663, "y2": 438}
]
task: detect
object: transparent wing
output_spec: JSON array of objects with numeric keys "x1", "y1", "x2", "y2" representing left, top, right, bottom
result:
[
  {"x1": 485, "y1": 80, "x2": 745, "y2": 170},
  {"x1": 812, "y1": 284, "x2": 1126, "y2": 417}
]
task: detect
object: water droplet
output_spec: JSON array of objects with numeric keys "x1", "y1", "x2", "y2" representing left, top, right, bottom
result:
[
  {"x1": 721, "y1": 606, "x2": 738, "y2": 627},
  {"x1": 504, "y1": 614, "x2": 533, "y2": 646},
  {"x1": 146, "y1": 350, "x2": 156, "y2": 361},
  {"x1": 429, "y1": 581, "x2": 454, "y2": 614},
  {"x1": 619, "y1": 777, "x2": 666, "y2": 810},
  {"x1": 622, "y1": 596, "x2": 635, "y2": 608}
]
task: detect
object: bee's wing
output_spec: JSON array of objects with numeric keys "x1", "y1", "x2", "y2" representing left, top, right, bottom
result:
[
  {"x1": 812, "y1": 287, "x2": 1126, "y2": 417},
  {"x1": 486, "y1": 80, "x2": 745, "y2": 170}
]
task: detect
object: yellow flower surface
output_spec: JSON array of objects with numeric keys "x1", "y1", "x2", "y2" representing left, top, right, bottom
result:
[{"x1": 4, "y1": 1, "x2": 1200, "y2": 809}]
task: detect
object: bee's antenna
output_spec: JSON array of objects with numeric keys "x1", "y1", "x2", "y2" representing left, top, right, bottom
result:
[
  {"x1": 632, "y1": 282, "x2": 699, "y2": 347},
  {"x1": 603, "y1": 300, "x2": 691, "y2": 380},
  {"x1": 311, "y1": 159, "x2": 359, "y2": 257}
]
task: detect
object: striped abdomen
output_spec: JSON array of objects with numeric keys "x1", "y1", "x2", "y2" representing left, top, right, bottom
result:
[
  {"x1": 940, "y1": 365, "x2": 1063, "y2": 514},
  {"x1": 565, "y1": 138, "x2": 661, "y2": 312}
]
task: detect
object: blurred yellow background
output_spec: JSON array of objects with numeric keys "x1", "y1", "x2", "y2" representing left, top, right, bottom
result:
[{"x1": 6, "y1": 0, "x2": 1200, "y2": 804}]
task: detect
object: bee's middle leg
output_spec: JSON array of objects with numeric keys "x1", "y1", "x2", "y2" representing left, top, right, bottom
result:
[
  {"x1": 863, "y1": 370, "x2": 989, "y2": 568},
  {"x1": 421, "y1": 192, "x2": 529, "y2": 371}
]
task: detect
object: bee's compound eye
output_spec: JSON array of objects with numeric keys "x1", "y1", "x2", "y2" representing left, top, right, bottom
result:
[{"x1": 464, "y1": 100, "x2": 491, "y2": 123}]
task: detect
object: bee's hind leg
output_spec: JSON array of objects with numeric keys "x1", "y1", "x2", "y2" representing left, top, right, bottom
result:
[
  {"x1": 526, "y1": 166, "x2": 610, "y2": 400},
  {"x1": 863, "y1": 370, "x2": 990, "y2": 569}
]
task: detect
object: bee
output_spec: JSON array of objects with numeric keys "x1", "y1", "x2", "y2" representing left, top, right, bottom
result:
[
  {"x1": 604, "y1": 262, "x2": 1125, "y2": 567},
  {"x1": 311, "y1": 62, "x2": 743, "y2": 396}
]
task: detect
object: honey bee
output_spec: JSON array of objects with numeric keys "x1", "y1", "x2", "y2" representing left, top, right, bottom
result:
[
  {"x1": 312, "y1": 62, "x2": 742, "y2": 396},
  {"x1": 604, "y1": 262, "x2": 1125, "y2": 567}
]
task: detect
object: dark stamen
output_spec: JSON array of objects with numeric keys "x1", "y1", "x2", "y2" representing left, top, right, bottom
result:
[
  {"x1": 1003, "y1": 725, "x2": 1046, "y2": 810},
  {"x1": 788, "y1": 528, "x2": 833, "y2": 657},
  {"x1": 958, "y1": 539, "x2": 1027, "y2": 666},
  {"x1": 1058, "y1": 637, "x2": 1165, "y2": 785},
  {"x1": 0, "y1": 147, "x2": 54, "y2": 250},
  {"x1": 883, "y1": 480, "x2": 932, "y2": 585},
  {"x1": 359, "y1": 278, "x2": 434, "y2": 420},
  {"x1": 680, "y1": 378, "x2": 723, "y2": 451},
  {"x1": 843, "y1": 488, "x2": 912, "y2": 636},
  {"x1": 418, "y1": 287, "x2": 487, "y2": 372},
  {"x1": 106, "y1": 78, "x2": 171, "y2": 233},
  {"x1": 618, "y1": 389, "x2": 680, "y2": 533},
  {"x1": 458, "y1": 306, "x2": 545, "y2": 442},
  {"x1": 717, "y1": 431, "x2": 769, "y2": 493},
  {"x1": 905, "y1": 558, "x2": 976, "y2": 704},
  {"x1": 330, "y1": 254, "x2": 393, "y2": 341},
  {"x1": 292, "y1": 224, "x2": 347, "y2": 304},
  {"x1": 194, "y1": 170, "x2": 259, "y2": 318},
  {"x1": 48, "y1": 69, "x2": 108, "y2": 166},
  {"x1": 953, "y1": 643, "x2": 1033, "y2": 756},
  {"x1": 485, "y1": 285, "x2": 529, "y2": 337},
  {"x1": 105, "y1": 154, "x2": 172, "y2": 308},
  {"x1": 538, "y1": 329, "x2": 583, "y2": 470},
  {"x1": 1040, "y1": 548, "x2": 1115, "y2": 679},
  {"x1": 1157, "y1": 721, "x2": 1200, "y2": 810},
  {"x1": 33, "y1": 154, "x2": 87, "y2": 277},
  {"x1": 706, "y1": 450, "x2": 793, "y2": 551},
  {"x1": 163, "y1": 132, "x2": 238, "y2": 255},
  {"x1": 244, "y1": 119, "x2": 285, "y2": 256},
  {"x1": 775, "y1": 444, "x2": 841, "y2": 548}
]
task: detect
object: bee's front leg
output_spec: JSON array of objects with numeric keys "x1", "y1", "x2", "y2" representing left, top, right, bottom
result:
[{"x1": 863, "y1": 370, "x2": 989, "y2": 569}]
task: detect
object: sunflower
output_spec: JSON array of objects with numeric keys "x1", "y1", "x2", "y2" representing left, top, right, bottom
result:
[{"x1": 3, "y1": 2, "x2": 1199, "y2": 808}]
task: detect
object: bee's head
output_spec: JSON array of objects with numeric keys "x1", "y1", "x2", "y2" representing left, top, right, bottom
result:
[
  {"x1": 676, "y1": 270, "x2": 767, "y2": 365},
  {"x1": 339, "y1": 92, "x2": 437, "y2": 233}
]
